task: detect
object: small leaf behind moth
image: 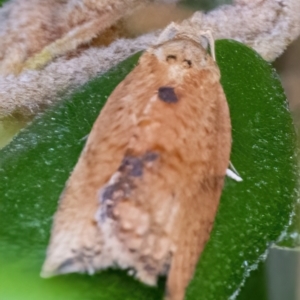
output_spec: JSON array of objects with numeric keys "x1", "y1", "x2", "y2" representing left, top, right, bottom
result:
[{"x1": 41, "y1": 36, "x2": 231, "y2": 300}]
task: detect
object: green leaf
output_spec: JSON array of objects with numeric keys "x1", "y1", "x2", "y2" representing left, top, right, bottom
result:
[
  {"x1": 181, "y1": 0, "x2": 232, "y2": 11},
  {"x1": 236, "y1": 261, "x2": 268, "y2": 300},
  {"x1": 186, "y1": 40, "x2": 298, "y2": 299},
  {"x1": 0, "y1": 40, "x2": 297, "y2": 300}
]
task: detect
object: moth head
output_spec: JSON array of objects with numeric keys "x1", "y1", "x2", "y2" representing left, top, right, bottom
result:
[
  {"x1": 150, "y1": 37, "x2": 216, "y2": 72},
  {"x1": 154, "y1": 21, "x2": 217, "y2": 66}
]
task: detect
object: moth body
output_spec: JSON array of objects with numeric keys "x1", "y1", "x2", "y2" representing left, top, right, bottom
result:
[{"x1": 42, "y1": 36, "x2": 231, "y2": 300}]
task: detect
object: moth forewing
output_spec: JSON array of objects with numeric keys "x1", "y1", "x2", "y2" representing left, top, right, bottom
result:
[{"x1": 42, "y1": 35, "x2": 231, "y2": 300}]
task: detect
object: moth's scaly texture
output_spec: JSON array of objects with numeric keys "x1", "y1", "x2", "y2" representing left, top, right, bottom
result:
[{"x1": 42, "y1": 36, "x2": 231, "y2": 300}]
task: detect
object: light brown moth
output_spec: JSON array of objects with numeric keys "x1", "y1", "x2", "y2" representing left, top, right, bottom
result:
[{"x1": 41, "y1": 25, "x2": 235, "y2": 300}]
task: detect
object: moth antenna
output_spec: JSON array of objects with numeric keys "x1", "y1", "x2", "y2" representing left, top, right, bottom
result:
[
  {"x1": 156, "y1": 22, "x2": 181, "y2": 44},
  {"x1": 226, "y1": 161, "x2": 243, "y2": 182},
  {"x1": 198, "y1": 30, "x2": 216, "y2": 61}
]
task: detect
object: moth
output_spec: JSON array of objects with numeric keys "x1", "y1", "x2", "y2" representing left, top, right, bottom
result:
[{"x1": 41, "y1": 24, "x2": 237, "y2": 300}]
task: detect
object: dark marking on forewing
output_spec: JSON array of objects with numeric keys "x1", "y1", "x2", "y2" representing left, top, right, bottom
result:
[
  {"x1": 100, "y1": 152, "x2": 159, "y2": 221},
  {"x1": 158, "y1": 87, "x2": 178, "y2": 103},
  {"x1": 100, "y1": 179, "x2": 130, "y2": 220},
  {"x1": 101, "y1": 185, "x2": 117, "y2": 202},
  {"x1": 57, "y1": 258, "x2": 77, "y2": 274},
  {"x1": 57, "y1": 247, "x2": 102, "y2": 274},
  {"x1": 143, "y1": 152, "x2": 159, "y2": 162},
  {"x1": 119, "y1": 156, "x2": 143, "y2": 177},
  {"x1": 144, "y1": 264, "x2": 157, "y2": 275}
]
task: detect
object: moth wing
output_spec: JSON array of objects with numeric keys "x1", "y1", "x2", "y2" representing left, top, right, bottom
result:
[
  {"x1": 40, "y1": 70, "x2": 143, "y2": 277},
  {"x1": 95, "y1": 147, "x2": 182, "y2": 285}
]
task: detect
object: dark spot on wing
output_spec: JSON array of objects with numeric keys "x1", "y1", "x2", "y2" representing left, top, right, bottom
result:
[
  {"x1": 100, "y1": 152, "x2": 159, "y2": 221},
  {"x1": 57, "y1": 258, "x2": 77, "y2": 273},
  {"x1": 158, "y1": 86, "x2": 178, "y2": 103},
  {"x1": 143, "y1": 151, "x2": 159, "y2": 162},
  {"x1": 101, "y1": 185, "x2": 115, "y2": 202},
  {"x1": 119, "y1": 156, "x2": 143, "y2": 177},
  {"x1": 144, "y1": 264, "x2": 157, "y2": 274}
]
